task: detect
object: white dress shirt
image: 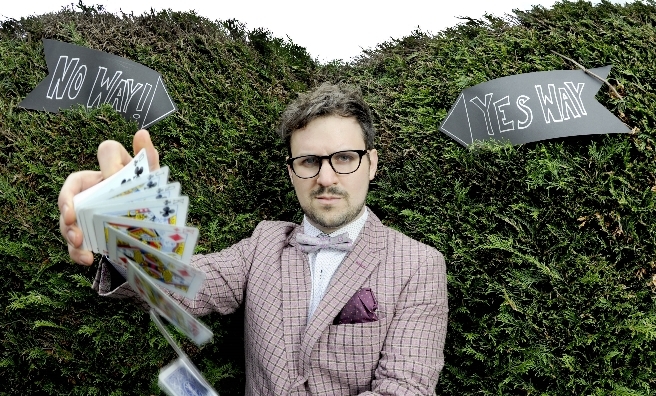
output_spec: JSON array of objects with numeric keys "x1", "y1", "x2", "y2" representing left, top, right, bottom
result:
[{"x1": 303, "y1": 208, "x2": 369, "y2": 321}]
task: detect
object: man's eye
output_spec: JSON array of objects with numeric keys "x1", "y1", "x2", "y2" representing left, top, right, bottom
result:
[
  {"x1": 335, "y1": 153, "x2": 355, "y2": 162},
  {"x1": 299, "y1": 157, "x2": 319, "y2": 166}
]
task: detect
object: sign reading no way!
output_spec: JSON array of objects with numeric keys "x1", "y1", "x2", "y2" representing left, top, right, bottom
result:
[{"x1": 20, "y1": 39, "x2": 176, "y2": 130}]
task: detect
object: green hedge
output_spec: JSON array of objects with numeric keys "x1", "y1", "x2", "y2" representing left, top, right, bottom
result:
[{"x1": 1, "y1": 1, "x2": 655, "y2": 394}]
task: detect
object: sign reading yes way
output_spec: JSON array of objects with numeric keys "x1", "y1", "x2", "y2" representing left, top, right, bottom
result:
[
  {"x1": 439, "y1": 66, "x2": 630, "y2": 146},
  {"x1": 20, "y1": 39, "x2": 176, "y2": 129}
]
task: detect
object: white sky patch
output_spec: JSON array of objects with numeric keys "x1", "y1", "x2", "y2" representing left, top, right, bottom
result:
[{"x1": 4, "y1": 0, "x2": 626, "y2": 63}]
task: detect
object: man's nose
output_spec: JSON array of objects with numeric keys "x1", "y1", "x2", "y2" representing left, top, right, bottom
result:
[{"x1": 316, "y1": 158, "x2": 339, "y2": 186}]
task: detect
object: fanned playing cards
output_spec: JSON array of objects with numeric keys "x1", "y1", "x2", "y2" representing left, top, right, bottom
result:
[{"x1": 73, "y1": 150, "x2": 216, "y2": 394}]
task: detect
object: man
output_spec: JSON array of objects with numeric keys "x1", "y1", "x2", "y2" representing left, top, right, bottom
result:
[{"x1": 59, "y1": 83, "x2": 448, "y2": 395}]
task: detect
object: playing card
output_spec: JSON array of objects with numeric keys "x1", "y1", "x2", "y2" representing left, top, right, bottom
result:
[
  {"x1": 150, "y1": 309, "x2": 186, "y2": 358},
  {"x1": 93, "y1": 214, "x2": 198, "y2": 261},
  {"x1": 107, "y1": 227, "x2": 204, "y2": 298},
  {"x1": 158, "y1": 356, "x2": 219, "y2": 396},
  {"x1": 83, "y1": 196, "x2": 189, "y2": 253},
  {"x1": 127, "y1": 259, "x2": 213, "y2": 345},
  {"x1": 74, "y1": 148, "x2": 149, "y2": 250},
  {"x1": 91, "y1": 166, "x2": 170, "y2": 203},
  {"x1": 103, "y1": 182, "x2": 181, "y2": 206},
  {"x1": 73, "y1": 148, "x2": 149, "y2": 206}
]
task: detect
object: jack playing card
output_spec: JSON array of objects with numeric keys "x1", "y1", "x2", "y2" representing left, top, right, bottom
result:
[
  {"x1": 93, "y1": 214, "x2": 198, "y2": 261},
  {"x1": 84, "y1": 196, "x2": 189, "y2": 253},
  {"x1": 107, "y1": 227, "x2": 204, "y2": 298}
]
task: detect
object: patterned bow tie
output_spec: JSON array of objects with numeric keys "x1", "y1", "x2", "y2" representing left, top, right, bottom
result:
[{"x1": 296, "y1": 232, "x2": 354, "y2": 253}]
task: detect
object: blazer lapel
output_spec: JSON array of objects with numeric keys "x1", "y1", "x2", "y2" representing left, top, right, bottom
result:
[
  {"x1": 297, "y1": 210, "x2": 387, "y2": 377},
  {"x1": 281, "y1": 225, "x2": 311, "y2": 379}
]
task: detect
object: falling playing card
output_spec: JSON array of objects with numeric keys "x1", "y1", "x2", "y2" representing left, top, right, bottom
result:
[
  {"x1": 127, "y1": 259, "x2": 213, "y2": 345},
  {"x1": 150, "y1": 309, "x2": 187, "y2": 358},
  {"x1": 150, "y1": 309, "x2": 219, "y2": 396},
  {"x1": 158, "y1": 356, "x2": 219, "y2": 396}
]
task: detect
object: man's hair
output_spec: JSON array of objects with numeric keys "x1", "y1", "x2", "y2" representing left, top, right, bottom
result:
[{"x1": 277, "y1": 82, "x2": 376, "y2": 154}]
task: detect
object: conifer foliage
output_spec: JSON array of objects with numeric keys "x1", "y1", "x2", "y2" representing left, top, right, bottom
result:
[{"x1": 1, "y1": 1, "x2": 655, "y2": 394}]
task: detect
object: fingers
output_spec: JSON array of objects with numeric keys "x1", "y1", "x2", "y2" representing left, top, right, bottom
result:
[
  {"x1": 58, "y1": 130, "x2": 159, "y2": 266},
  {"x1": 68, "y1": 243, "x2": 94, "y2": 266},
  {"x1": 58, "y1": 170, "x2": 103, "y2": 265},
  {"x1": 59, "y1": 212, "x2": 80, "y2": 245},
  {"x1": 60, "y1": 218, "x2": 94, "y2": 265},
  {"x1": 58, "y1": 170, "x2": 103, "y2": 226},
  {"x1": 60, "y1": 139, "x2": 131, "y2": 265},
  {"x1": 133, "y1": 129, "x2": 160, "y2": 171},
  {"x1": 98, "y1": 130, "x2": 159, "y2": 178},
  {"x1": 98, "y1": 140, "x2": 133, "y2": 180}
]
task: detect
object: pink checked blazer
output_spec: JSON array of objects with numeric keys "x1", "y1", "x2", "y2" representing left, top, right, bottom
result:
[{"x1": 95, "y1": 210, "x2": 448, "y2": 395}]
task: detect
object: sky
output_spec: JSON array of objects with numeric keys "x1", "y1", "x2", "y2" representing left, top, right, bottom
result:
[{"x1": 2, "y1": 1, "x2": 624, "y2": 63}]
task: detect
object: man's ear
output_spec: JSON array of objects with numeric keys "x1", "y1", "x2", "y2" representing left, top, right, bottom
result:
[{"x1": 368, "y1": 149, "x2": 378, "y2": 180}]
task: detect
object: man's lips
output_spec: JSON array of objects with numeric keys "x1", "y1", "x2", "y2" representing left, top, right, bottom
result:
[{"x1": 315, "y1": 195, "x2": 342, "y2": 202}]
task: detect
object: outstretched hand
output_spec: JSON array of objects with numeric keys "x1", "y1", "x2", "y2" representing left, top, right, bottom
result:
[{"x1": 58, "y1": 129, "x2": 160, "y2": 265}]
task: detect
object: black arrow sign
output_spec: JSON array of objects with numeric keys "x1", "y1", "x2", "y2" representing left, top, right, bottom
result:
[
  {"x1": 20, "y1": 39, "x2": 176, "y2": 129},
  {"x1": 439, "y1": 66, "x2": 630, "y2": 146}
]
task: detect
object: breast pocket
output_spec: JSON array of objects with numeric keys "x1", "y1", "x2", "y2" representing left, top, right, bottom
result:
[{"x1": 312, "y1": 315, "x2": 391, "y2": 392}]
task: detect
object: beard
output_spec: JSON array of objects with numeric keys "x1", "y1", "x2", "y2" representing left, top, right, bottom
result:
[{"x1": 302, "y1": 186, "x2": 366, "y2": 231}]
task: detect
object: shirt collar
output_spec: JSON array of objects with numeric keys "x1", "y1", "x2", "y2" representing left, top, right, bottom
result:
[{"x1": 302, "y1": 207, "x2": 369, "y2": 242}]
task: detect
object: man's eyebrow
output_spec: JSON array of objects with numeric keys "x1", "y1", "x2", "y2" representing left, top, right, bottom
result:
[
  {"x1": 290, "y1": 152, "x2": 318, "y2": 158},
  {"x1": 291, "y1": 148, "x2": 366, "y2": 158}
]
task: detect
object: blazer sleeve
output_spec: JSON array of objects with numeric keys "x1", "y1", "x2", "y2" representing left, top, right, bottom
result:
[
  {"x1": 92, "y1": 221, "x2": 275, "y2": 316},
  {"x1": 363, "y1": 249, "x2": 448, "y2": 395}
]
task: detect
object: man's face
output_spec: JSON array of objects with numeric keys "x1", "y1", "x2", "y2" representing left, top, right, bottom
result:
[{"x1": 287, "y1": 115, "x2": 378, "y2": 233}]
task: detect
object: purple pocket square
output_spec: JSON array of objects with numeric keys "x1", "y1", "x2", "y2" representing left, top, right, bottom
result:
[{"x1": 333, "y1": 287, "x2": 379, "y2": 325}]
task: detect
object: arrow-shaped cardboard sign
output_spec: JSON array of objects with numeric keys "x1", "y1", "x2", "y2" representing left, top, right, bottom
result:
[
  {"x1": 440, "y1": 66, "x2": 630, "y2": 146},
  {"x1": 20, "y1": 39, "x2": 176, "y2": 129}
]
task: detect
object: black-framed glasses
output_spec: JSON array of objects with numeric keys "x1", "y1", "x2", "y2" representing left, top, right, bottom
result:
[{"x1": 286, "y1": 149, "x2": 369, "y2": 179}]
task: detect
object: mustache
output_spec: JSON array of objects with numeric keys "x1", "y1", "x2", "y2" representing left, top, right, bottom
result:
[{"x1": 310, "y1": 186, "x2": 348, "y2": 198}]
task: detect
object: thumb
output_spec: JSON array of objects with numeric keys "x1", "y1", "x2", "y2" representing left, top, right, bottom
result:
[
  {"x1": 97, "y1": 140, "x2": 133, "y2": 180},
  {"x1": 133, "y1": 129, "x2": 160, "y2": 171}
]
